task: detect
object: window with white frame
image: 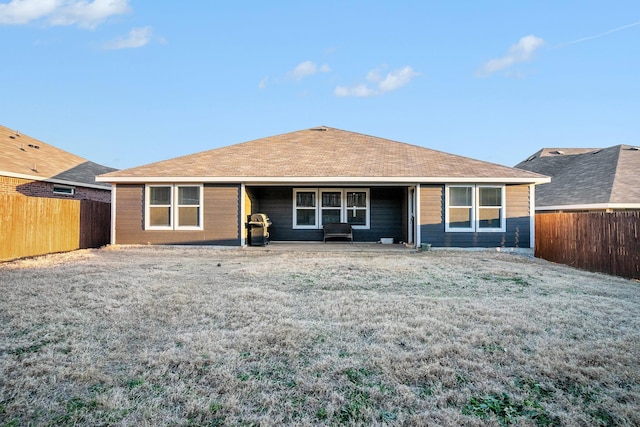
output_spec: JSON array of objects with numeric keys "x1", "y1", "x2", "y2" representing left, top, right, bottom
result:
[
  {"x1": 53, "y1": 184, "x2": 75, "y2": 195},
  {"x1": 478, "y1": 186, "x2": 504, "y2": 230},
  {"x1": 293, "y1": 188, "x2": 370, "y2": 229},
  {"x1": 445, "y1": 185, "x2": 505, "y2": 232},
  {"x1": 345, "y1": 190, "x2": 368, "y2": 226},
  {"x1": 146, "y1": 184, "x2": 203, "y2": 230},
  {"x1": 294, "y1": 189, "x2": 318, "y2": 229}
]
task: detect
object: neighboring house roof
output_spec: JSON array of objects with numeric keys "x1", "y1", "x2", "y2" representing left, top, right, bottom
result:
[
  {"x1": 0, "y1": 125, "x2": 117, "y2": 189},
  {"x1": 98, "y1": 126, "x2": 548, "y2": 184},
  {"x1": 515, "y1": 145, "x2": 640, "y2": 210}
]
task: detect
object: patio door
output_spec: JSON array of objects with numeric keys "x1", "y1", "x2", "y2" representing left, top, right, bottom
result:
[{"x1": 408, "y1": 187, "x2": 416, "y2": 244}]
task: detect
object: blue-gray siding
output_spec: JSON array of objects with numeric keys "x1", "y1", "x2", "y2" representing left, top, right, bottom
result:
[
  {"x1": 248, "y1": 186, "x2": 406, "y2": 242},
  {"x1": 420, "y1": 184, "x2": 531, "y2": 248}
]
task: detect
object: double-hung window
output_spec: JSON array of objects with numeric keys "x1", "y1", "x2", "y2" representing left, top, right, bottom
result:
[
  {"x1": 293, "y1": 188, "x2": 370, "y2": 229},
  {"x1": 445, "y1": 185, "x2": 505, "y2": 232},
  {"x1": 146, "y1": 184, "x2": 203, "y2": 230},
  {"x1": 345, "y1": 190, "x2": 368, "y2": 226},
  {"x1": 294, "y1": 189, "x2": 318, "y2": 229}
]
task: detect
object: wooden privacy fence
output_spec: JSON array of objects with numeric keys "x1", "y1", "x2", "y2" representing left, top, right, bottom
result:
[
  {"x1": 0, "y1": 195, "x2": 110, "y2": 262},
  {"x1": 535, "y1": 212, "x2": 640, "y2": 279}
]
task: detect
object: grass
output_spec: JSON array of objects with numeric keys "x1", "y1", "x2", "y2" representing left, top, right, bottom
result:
[{"x1": 0, "y1": 245, "x2": 638, "y2": 426}]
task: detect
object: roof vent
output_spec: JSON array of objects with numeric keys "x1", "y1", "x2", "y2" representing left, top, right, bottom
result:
[
  {"x1": 552, "y1": 150, "x2": 565, "y2": 155},
  {"x1": 28, "y1": 143, "x2": 40, "y2": 149},
  {"x1": 628, "y1": 146, "x2": 640, "y2": 151},
  {"x1": 526, "y1": 155, "x2": 537, "y2": 162},
  {"x1": 310, "y1": 126, "x2": 327, "y2": 131}
]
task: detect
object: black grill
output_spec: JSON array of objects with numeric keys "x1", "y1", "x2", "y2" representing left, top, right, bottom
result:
[{"x1": 247, "y1": 213, "x2": 271, "y2": 246}]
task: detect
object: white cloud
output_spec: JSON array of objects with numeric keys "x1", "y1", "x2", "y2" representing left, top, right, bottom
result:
[
  {"x1": 103, "y1": 26, "x2": 152, "y2": 49},
  {"x1": 0, "y1": 0, "x2": 131, "y2": 28},
  {"x1": 334, "y1": 84, "x2": 377, "y2": 98},
  {"x1": 378, "y1": 66, "x2": 421, "y2": 92},
  {"x1": 477, "y1": 35, "x2": 544, "y2": 77},
  {"x1": 0, "y1": 0, "x2": 57, "y2": 24},
  {"x1": 258, "y1": 76, "x2": 268, "y2": 90},
  {"x1": 288, "y1": 60, "x2": 331, "y2": 81},
  {"x1": 334, "y1": 66, "x2": 420, "y2": 98}
]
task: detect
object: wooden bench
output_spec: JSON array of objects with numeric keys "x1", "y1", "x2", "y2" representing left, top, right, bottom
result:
[{"x1": 323, "y1": 223, "x2": 353, "y2": 243}]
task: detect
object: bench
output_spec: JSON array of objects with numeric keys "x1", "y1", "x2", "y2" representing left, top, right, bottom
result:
[{"x1": 323, "y1": 223, "x2": 353, "y2": 243}]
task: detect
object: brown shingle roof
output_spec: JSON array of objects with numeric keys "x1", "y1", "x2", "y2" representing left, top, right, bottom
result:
[
  {"x1": 99, "y1": 126, "x2": 547, "y2": 183},
  {"x1": 0, "y1": 125, "x2": 117, "y2": 188}
]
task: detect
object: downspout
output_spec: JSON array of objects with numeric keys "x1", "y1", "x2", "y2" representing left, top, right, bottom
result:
[
  {"x1": 529, "y1": 184, "x2": 535, "y2": 249},
  {"x1": 415, "y1": 184, "x2": 421, "y2": 248},
  {"x1": 240, "y1": 183, "x2": 246, "y2": 247}
]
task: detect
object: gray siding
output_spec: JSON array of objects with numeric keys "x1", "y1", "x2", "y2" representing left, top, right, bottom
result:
[
  {"x1": 250, "y1": 186, "x2": 406, "y2": 242},
  {"x1": 114, "y1": 184, "x2": 241, "y2": 245},
  {"x1": 420, "y1": 184, "x2": 531, "y2": 248}
]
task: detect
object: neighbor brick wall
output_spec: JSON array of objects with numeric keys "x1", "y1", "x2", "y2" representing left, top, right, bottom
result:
[{"x1": 0, "y1": 176, "x2": 111, "y2": 203}]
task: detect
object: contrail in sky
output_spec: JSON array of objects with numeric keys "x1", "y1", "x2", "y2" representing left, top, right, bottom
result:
[{"x1": 553, "y1": 21, "x2": 640, "y2": 48}]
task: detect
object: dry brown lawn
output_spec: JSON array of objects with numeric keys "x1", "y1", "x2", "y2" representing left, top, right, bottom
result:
[{"x1": 0, "y1": 245, "x2": 639, "y2": 426}]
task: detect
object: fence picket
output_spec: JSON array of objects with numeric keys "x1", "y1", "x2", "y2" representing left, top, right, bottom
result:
[
  {"x1": 535, "y1": 212, "x2": 640, "y2": 279},
  {"x1": 1, "y1": 195, "x2": 110, "y2": 261}
]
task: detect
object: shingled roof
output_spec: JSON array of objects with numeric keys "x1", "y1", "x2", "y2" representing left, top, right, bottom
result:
[
  {"x1": 515, "y1": 145, "x2": 640, "y2": 209},
  {"x1": 0, "y1": 125, "x2": 117, "y2": 189},
  {"x1": 98, "y1": 126, "x2": 548, "y2": 184}
]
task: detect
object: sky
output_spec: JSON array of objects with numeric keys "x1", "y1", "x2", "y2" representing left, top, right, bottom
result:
[{"x1": 1, "y1": 1, "x2": 639, "y2": 170}]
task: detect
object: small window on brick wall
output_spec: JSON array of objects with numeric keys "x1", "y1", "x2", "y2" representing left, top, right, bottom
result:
[{"x1": 53, "y1": 185, "x2": 75, "y2": 195}]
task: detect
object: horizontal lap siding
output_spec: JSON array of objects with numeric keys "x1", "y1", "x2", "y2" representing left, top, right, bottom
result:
[
  {"x1": 505, "y1": 185, "x2": 531, "y2": 248},
  {"x1": 252, "y1": 186, "x2": 406, "y2": 242},
  {"x1": 114, "y1": 184, "x2": 240, "y2": 245},
  {"x1": 359, "y1": 187, "x2": 405, "y2": 242},
  {"x1": 420, "y1": 184, "x2": 531, "y2": 248},
  {"x1": 420, "y1": 185, "x2": 444, "y2": 246}
]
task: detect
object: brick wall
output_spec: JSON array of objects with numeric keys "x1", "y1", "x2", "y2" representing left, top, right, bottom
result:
[{"x1": 0, "y1": 176, "x2": 111, "y2": 203}]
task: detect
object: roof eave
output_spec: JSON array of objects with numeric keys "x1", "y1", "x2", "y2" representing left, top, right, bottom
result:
[
  {"x1": 536, "y1": 203, "x2": 640, "y2": 211},
  {"x1": 97, "y1": 175, "x2": 551, "y2": 185},
  {"x1": 2, "y1": 171, "x2": 112, "y2": 190}
]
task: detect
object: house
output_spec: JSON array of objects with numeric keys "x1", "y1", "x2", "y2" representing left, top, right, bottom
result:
[
  {"x1": 1, "y1": 125, "x2": 118, "y2": 261},
  {"x1": 1, "y1": 125, "x2": 116, "y2": 201},
  {"x1": 515, "y1": 145, "x2": 640, "y2": 212},
  {"x1": 96, "y1": 126, "x2": 549, "y2": 248}
]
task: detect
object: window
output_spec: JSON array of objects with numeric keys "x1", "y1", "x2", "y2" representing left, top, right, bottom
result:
[
  {"x1": 478, "y1": 186, "x2": 503, "y2": 230},
  {"x1": 53, "y1": 185, "x2": 75, "y2": 195},
  {"x1": 321, "y1": 190, "x2": 342, "y2": 225},
  {"x1": 177, "y1": 186, "x2": 201, "y2": 227},
  {"x1": 294, "y1": 189, "x2": 318, "y2": 229},
  {"x1": 447, "y1": 186, "x2": 473, "y2": 231},
  {"x1": 293, "y1": 188, "x2": 369, "y2": 229},
  {"x1": 148, "y1": 186, "x2": 172, "y2": 228},
  {"x1": 345, "y1": 191, "x2": 367, "y2": 226},
  {"x1": 146, "y1": 184, "x2": 203, "y2": 230},
  {"x1": 445, "y1": 185, "x2": 505, "y2": 232}
]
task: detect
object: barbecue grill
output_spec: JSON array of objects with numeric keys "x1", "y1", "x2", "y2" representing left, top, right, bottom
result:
[{"x1": 247, "y1": 213, "x2": 271, "y2": 246}]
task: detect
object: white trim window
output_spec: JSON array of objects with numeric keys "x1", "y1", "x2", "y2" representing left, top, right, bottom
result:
[
  {"x1": 53, "y1": 184, "x2": 75, "y2": 195},
  {"x1": 445, "y1": 185, "x2": 505, "y2": 232},
  {"x1": 293, "y1": 189, "x2": 318, "y2": 229},
  {"x1": 293, "y1": 188, "x2": 370, "y2": 229},
  {"x1": 145, "y1": 184, "x2": 203, "y2": 230},
  {"x1": 477, "y1": 186, "x2": 505, "y2": 231}
]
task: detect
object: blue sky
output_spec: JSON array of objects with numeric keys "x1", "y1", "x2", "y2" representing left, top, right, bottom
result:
[{"x1": 1, "y1": 1, "x2": 639, "y2": 170}]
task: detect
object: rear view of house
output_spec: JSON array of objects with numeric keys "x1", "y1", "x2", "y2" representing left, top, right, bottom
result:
[{"x1": 97, "y1": 126, "x2": 549, "y2": 248}]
